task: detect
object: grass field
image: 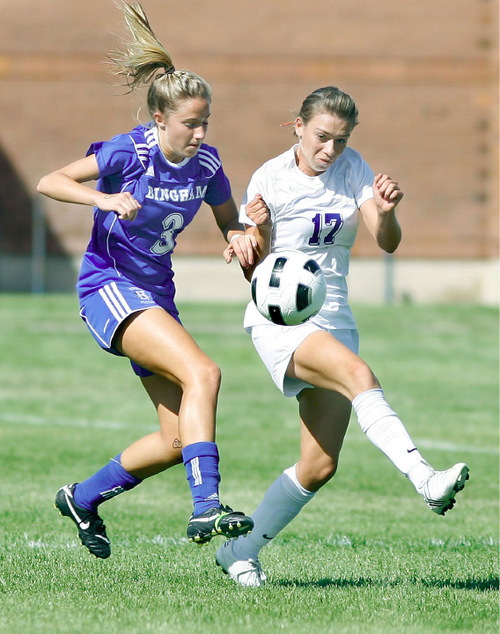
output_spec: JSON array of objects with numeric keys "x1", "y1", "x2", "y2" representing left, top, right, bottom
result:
[{"x1": 0, "y1": 295, "x2": 498, "y2": 633}]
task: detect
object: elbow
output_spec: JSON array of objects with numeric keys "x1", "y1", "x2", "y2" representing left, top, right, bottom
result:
[
  {"x1": 36, "y1": 175, "x2": 49, "y2": 196},
  {"x1": 379, "y1": 235, "x2": 401, "y2": 254},
  {"x1": 384, "y1": 243, "x2": 399, "y2": 255},
  {"x1": 379, "y1": 228, "x2": 402, "y2": 254}
]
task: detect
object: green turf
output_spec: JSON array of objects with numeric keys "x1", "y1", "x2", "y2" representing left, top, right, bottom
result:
[{"x1": 0, "y1": 295, "x2": 498, "y2": 633}]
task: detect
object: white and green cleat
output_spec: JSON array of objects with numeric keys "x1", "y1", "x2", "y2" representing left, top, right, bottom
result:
[{"x1": 423, "y1": 463, "x2": 469, "y2": 515}]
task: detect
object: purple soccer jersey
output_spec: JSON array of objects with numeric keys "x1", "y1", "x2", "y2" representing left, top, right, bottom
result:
[{"x1": 77, "y1": 123, "x2": 231, "y2": 301}]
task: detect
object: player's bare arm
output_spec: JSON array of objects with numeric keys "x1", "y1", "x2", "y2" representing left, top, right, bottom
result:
[
  {"x1": 37, "y1": 154, "x2": 141, "y2": 221},
  {"x1": 224, "y1": 231, "x2": 261, "y2": 268},
  {"x1": 212, "y1": 197, "x2": 258, "y2": 268},
  {"x1": 359, "y1": 174, "x2": 403, "y2": 253},
  {"x1": 223, "y1": 193, "x2": 272, "y2": 276},
  {"x1": 246, "y1": 193, "x2": 270, "y2": 226},
  {"x1": 374, "y1": 173, "x2": 404, "y2": 211},
  {"x1": 241, "y1": 194, "x2": 272, "y2": 279}
]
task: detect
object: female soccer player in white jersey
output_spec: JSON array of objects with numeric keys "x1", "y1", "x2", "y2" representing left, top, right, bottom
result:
[
  {"x1": 37, "y1": 2, "x2": 257, "y2": 559},
  {"x1": 216, "y1": 86, "x2": 469, "y2": 586}
]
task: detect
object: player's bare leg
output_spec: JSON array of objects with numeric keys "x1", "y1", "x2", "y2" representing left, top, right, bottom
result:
[
  {"x1": 287, "y1": 329, "x2": 379, "y2": 401},
  {"x1": 118, "y1": 308, "x2": 253, "y2": 543},
  {"x1": 290, "y1": 331, "x2": 469, "y2": 513},
  {"x1": 120, "y1": 376, "x2": 184, "y2": 478},
  {"x1": 216, "y1": 388, "x2": 350, "y2": 586},
  {"x1": 53, "y1": 368, "x2": 183, "y2": 559},
  {"x1": 116, "y1": 308, "x2": 220, "y2": 446},
  {"x1": 296, "y1": 387, "x2": 352, "y2": 491}
]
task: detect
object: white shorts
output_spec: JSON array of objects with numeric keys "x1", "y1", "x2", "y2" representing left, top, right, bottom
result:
[{"x1": 248, "y1": 321, "x2": 359, "y2": 397}]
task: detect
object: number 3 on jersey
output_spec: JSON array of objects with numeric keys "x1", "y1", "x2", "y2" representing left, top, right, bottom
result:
[
  {"x1": 150, "y1": 213, "x2": 184, "y2": 255},
  {"x1": 309, "y1": 212, "x2": 344, "y2": 246}
]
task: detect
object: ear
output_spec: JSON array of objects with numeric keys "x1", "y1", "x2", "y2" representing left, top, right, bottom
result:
[
  {"x1": 295, "y1": 117, "x2": 303, "y2": 139},
  {"x1": 154, "y1": 111, "x2": 167, "y2": 129}
]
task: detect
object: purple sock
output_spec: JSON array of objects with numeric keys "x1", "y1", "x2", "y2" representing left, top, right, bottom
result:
[
  {"x1": 73, "y1": 454, "x2": 142, "y2": 512},
  {"x1": 182, "y1": 441, "x2": 221, "y2": 516}
]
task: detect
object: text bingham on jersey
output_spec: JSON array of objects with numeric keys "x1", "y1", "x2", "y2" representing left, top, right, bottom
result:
[{"x1": 145, "y1": 185, "x2": 208, "y2": 203}]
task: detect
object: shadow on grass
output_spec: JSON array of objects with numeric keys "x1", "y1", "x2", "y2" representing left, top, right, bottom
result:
[{"x1": 276, "y1": 575, "x2": 499, "y2": 592}]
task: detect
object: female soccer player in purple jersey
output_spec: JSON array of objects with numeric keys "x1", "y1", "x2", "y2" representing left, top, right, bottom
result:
[
  {"x1": 37, "y1": 2, "x2": 257, "y2": 559},
  {"x1": 217, "y1": 86, "x2": 470, "y2": 586}
]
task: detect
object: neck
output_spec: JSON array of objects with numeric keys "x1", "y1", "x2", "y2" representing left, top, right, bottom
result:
[
  {"x1": 159, "y1": 143, "x2": 180, "y2": 163},
  {"x1": 156, "y1": 127, "x2": 183, "y2": 163}
]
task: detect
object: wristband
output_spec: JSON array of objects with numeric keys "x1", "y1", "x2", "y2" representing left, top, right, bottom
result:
[{"x1": 229, "y1": 233, "x2": 244, "y2": 243}]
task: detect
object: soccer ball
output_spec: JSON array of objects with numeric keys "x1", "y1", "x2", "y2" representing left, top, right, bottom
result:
[{"x1": 251, "y1": 250, "x2": 327, "y2": 326}]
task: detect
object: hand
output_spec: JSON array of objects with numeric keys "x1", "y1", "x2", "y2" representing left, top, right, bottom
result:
[
  {"x1": 223, "y1": 233, "x2": 259, "y2": 268},
  {"x1": 373, "y1": 174, "x2": 404, "y2": 214},
  {"x1": 246, "y1": 194, "x2": 270, "y2": 226},
  {"x1": 97, "y1": 192, "x2": 142, "y2": 221}
]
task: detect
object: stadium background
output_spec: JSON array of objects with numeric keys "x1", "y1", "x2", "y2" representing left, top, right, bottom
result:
[{"x1": 0, "y1": 0, "x2": 498, "y2": 302}]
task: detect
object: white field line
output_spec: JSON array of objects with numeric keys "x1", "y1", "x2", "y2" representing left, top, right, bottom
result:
[
  {"x1": 0, "y1": 412, "x2": 154, "y2": 432},
  {"x1": 0, "y1": 412, "x2": 497, "y2": 455},
  {"x1": 26, "y1": 322, "x2": 246, "y2": 336}
]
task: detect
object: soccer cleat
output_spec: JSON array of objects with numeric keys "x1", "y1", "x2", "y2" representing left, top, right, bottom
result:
[
  {"x1": 422, "y1": 463, "x2": 469, "y2": 515},
  {"x1": 216, "y1": 539, "x2": 267, "y2": 587},
  {"x1": 187, "y1": 504, "x2": 254, "y2": 545},
  {"x1": 54, "y1": 483, "x2": 111, "y2": 558}
]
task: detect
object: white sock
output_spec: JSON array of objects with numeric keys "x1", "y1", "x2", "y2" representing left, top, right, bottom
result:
[
  {"x1": 232, "y1": 464, "x2": 315, "y2": 561},
  {"x1": 352, "y1": 388, "x2": 432, "y2": 491}
]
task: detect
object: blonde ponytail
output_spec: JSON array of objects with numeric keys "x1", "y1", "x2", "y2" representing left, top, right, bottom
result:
[{"x1": 109, "y1": 2, "x2": 211, "y2": 117}]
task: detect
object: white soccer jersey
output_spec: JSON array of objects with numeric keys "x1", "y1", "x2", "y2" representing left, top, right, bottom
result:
[{"x1": 240, "y1": 144, "x2": 374, "y2": 330}]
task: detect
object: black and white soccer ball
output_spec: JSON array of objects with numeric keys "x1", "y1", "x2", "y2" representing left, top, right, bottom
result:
[{"x1": 251, "y1": 250, "x2": 327, "y2": 326}]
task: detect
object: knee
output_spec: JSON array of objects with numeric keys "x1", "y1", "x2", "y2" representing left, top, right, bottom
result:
[
  {"x1": 314, "y1": 461, "x2": 338, "y2": 488},
  {"x1": 346, "y1": 359, "x2": 379, "y2": 396},
  {"x1": 191, "y1": 358, "x2": 222, "y2": 394},
  {"x1": 299, "y1": 457, "x2": 339, "y2": 492}
]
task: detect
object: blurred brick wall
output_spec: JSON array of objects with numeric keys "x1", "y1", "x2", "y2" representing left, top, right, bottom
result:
[{"x1": 0, "y1": 0, "x2": 497, "y2": 258}]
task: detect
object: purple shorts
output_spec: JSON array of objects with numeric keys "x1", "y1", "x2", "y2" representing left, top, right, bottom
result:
[{"x1": 79, "y1": 278, "x2": 180, "y2": 377}]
